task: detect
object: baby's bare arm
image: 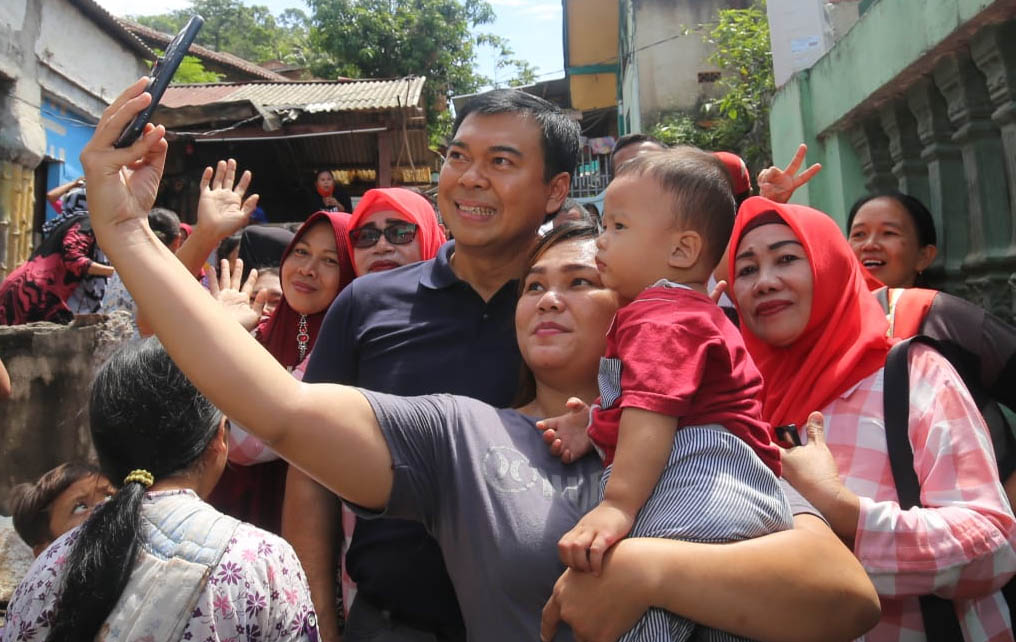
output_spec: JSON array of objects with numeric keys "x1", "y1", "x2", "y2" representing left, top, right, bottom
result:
[
  {"x1": 603, "y1": 407, "x2": 677, "y2": 516},
  {"x1": 558, "y1": 407, "x2": 678, "y2": 574}
]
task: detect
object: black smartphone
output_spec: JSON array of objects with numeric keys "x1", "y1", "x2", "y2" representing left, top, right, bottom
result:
[
  {"x1": 774, "y1": 424, "x2": 802, "y2": 448},
  {"x1": 114, "y1": 15, "x2": 204, "y2": 148}
]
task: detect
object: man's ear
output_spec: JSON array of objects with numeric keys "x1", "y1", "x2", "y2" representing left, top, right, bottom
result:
[
  {"x1": 543, "y1": 172, "x2": 572, "y2": 216},
  {"x1": 669, "y1": 230, "x2": 703, "y2": 270}
]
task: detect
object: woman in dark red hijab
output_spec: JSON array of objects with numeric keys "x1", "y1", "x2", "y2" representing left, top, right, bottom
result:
[{"x1": 210, "y1": 211, "x2": 354, "y2": 531}]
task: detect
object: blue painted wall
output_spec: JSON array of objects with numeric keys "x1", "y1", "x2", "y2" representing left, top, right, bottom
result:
[{"x1": 40, "y1": 98, "x2": 96, "y2": 220}]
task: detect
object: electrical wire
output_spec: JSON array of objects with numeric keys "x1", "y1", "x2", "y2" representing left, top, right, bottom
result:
[
  {"x1": 4, "y1": 90, "x2": 100, "y2": 127},
  {"x1": 527, "y1": 27, "x2": 699, "y2": 80},
  {"x1": 167, "y1": 114, "x2": 264, "y2": 137}
]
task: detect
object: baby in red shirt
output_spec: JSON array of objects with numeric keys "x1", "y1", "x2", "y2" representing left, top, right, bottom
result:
[{"x1": 551, "y1": 148, "x2": 792, "y2": 642}]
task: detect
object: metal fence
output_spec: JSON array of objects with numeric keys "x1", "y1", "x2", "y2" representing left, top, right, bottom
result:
[{"x1": 570, "y1": 145, "x2": 612, "y2": 199}]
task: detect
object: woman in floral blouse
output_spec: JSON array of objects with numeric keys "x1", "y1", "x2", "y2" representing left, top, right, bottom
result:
[{"x1": 1, "y1": 338, "x2": 318, "y2": 641}]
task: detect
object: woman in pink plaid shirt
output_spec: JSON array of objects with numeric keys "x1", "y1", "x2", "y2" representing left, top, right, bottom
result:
[{"x1": 730, "y1": 197, "x2": 1016, "y2": 641}]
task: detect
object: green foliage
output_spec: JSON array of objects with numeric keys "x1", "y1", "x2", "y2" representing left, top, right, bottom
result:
[
  {"x1": 175, "y1": 55, "x2": 224, "y2": 83},
  {"x1": 131, "y1": 0, "x2": 540, "y2": 146},
  {"x1": 702, "y1": 0, "x2": 775, "y2": 171},
  {"x1": 649, "y1": 111, "x2": 746, "y2": 153},
  {"x1": 306, "y1": 0, "x2": 535, "y2": 144},
  {"x1": 133, "y1": 0, "x2": 296, "y2": 64},
  {"x1": 652, "y1": 1, "x2": 774, "y2": 174},
  {"x1": 146, "y1": 49, "x2": 223, "y2": 83}
]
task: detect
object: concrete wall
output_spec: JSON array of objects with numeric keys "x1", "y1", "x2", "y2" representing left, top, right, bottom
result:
[
  {"x1": 0, "y1": 0, "x2": 150, "y2": 273},
  {"x1": 36, "y1": 0, "x2": 149, "y2": 122},
  {"x1": 768, "y1": 0, "x2": 1016, "y2": 322},
  {"x1": 628, "y1": 0, "x2": 748, "y2": 128},
  {"x1": 0, "y1": 0, "x2": 47, "y2": 168},
  {"x1": 769, "y1": 0, "x2": 1008, "y2": 221},
  {"x1": 0, "y1": 313, "x2": 135, "y2": 510}
]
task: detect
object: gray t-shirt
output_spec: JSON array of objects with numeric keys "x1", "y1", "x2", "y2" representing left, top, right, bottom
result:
[{"x1": 354, "y1": 390, "x2": 822, "y2": 641}]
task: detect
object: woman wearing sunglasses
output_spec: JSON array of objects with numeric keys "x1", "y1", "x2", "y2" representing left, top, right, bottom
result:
[{"x1": 346, "y1": 188, "x2": 446, "y2": 276}]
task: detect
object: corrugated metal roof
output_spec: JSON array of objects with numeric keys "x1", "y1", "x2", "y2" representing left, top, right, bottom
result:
[
  {"x1": 162, "y1": 77, "x2": 426, "y2": 113},
  {"x1": 122, "y1": 20, "x2": 291, "y2": 82}
]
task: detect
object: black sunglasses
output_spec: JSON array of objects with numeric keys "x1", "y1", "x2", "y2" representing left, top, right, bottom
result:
[{"x1": 349, "y1": 222, "x2": 418, "y2": 249}]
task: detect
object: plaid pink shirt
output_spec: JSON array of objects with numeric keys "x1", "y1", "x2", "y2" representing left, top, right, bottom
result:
[{"x1": 804, "y1": 344, "x2": 1016, "y2": 641}]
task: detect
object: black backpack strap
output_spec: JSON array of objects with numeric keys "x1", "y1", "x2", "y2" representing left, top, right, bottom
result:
[{"x1": 883, "y1": 336, "x2": 965, "y2": 641}]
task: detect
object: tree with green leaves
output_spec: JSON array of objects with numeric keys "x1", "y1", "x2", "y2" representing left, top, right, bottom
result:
[
  {"x1": 133, "y1": 0, "x2": 538, "y2": 146},
  {"x1": 306, "y1": 0, "x2": 536, "y2": 145},
  {"x1": 650, "y1": 0, "x2": 774, "y2": 173},
  {"x1": 133, "y1": 0, "x2": 322, "y2": 67},
  {"x1": 167, "y1": 54, "x2": 224, "y2": 83}
]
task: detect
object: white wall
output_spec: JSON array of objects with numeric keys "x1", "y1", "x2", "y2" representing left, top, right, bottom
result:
[
  {"x1": 0, "y1": 0, "x2": 46, "y2": 166},
  {"x1": 36, "y1": 0, "x2": 149, "y2": 120},
  {"x1": 633, "y1": 0, "x2": 732, "y2": 127},
  {"x1": 768, "y1": 0, "x2": 861, "y2": 87},
  {"x1": 0, "y1": 0, "x2": 149, "y2": 166}
]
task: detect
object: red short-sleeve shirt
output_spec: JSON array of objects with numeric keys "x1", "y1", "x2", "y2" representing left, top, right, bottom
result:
[{"x1": 589, "y1": 284, "x2": 780, "y2": 474}]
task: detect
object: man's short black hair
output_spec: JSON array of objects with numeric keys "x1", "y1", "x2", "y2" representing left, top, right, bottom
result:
[
  {"x1": 611, "y1": 133, "x2": 667, "y2": 165},
  {"x1": 452, "y1": 89, "x2": 580, "y2": 183}
]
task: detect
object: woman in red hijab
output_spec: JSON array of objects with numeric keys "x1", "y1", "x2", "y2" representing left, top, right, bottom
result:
[
  {"x1": 209, "y1": 210, "x2": 355, "y2": 531},
  {"x1": 728, "y1": 197, "x2": 1016, "y2": 641},
  {"x1": 345, "y1": 187, "x2": 445, "y2": 276}
]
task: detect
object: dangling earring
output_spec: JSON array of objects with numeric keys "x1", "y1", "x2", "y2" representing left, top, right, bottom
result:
[{"x1": 297, "y1": 314, "x2": 309, "y2": 361}]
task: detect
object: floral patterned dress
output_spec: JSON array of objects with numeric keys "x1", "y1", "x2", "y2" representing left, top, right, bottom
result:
[{"x1": 1, "y1": 489, "x2": 318, "y2": 641}]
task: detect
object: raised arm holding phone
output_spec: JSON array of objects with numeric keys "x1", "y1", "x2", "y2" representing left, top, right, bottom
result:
[{"x1": 78, "y1": 79, "x2": 881, "y2": 642}]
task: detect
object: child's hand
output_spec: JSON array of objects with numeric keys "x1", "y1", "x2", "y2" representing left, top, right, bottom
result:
[
  {"x1": 207, "y1": 259, "x2": 264, "y2": 331},
  {"x1": 558, "y1": 502, "x2": 634, "y2": 576},
  {"x1": 536, "y1": 397, "x2": 592, "y2": 463},
  {"x1": 196, "y1": 159, "x2": 259, "y2": 239}
]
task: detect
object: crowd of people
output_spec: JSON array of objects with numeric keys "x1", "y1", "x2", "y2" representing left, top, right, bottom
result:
[{"x1": 1, "y1": 74, "x2": 1016, "y2": 642}]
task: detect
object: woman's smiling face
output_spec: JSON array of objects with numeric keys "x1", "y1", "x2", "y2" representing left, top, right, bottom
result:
[
  {"x1": 281, "y1": 221, "x2": 345, "y2": 315},
  {"x1": 516, "y1": 237, "x2": 617, "y2": 376},
  {"x1": 848, "y1": 196, "x2": 935, "y2": 288},
  {"x1": 732, "y1": 223, "x2": 814, "y2": 348}
]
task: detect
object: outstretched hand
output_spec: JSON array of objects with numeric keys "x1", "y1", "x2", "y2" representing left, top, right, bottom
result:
[
  {"x1": 196, "y1": 159, "x2": 259, "y2": 238},
  {"x1": 80, "y1": 77, "x2": 169, "y2": 234},
  {"x1": 757, "y1": 143, "x2": 822, "y2": 204},
  {"x1": 536, "y1": 397, "x2": 592, "y2": 463},
  {"x1": 206, "y1": 258, "x2": 265, "y2": 331}
]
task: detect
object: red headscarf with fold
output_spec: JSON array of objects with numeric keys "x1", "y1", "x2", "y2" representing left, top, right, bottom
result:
[
  {"x1": 728, "y1": 197, "x2": 892, "y2": 428},
  {"x1": 345, "y1": 188, "x2": 446, "y2": 270},
  {"x1": 255, "y1": 211, "x2": 355, "y2": 369}
]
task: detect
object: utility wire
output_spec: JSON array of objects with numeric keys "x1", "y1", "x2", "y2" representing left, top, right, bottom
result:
[{"x1": 528, "y1": 27, "x2": 701, "y2": 80}]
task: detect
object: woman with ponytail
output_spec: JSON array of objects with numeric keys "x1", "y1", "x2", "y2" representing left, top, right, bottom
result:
[{"x1": 1, "y1": 338, "x2": 318, "y2": 641}]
